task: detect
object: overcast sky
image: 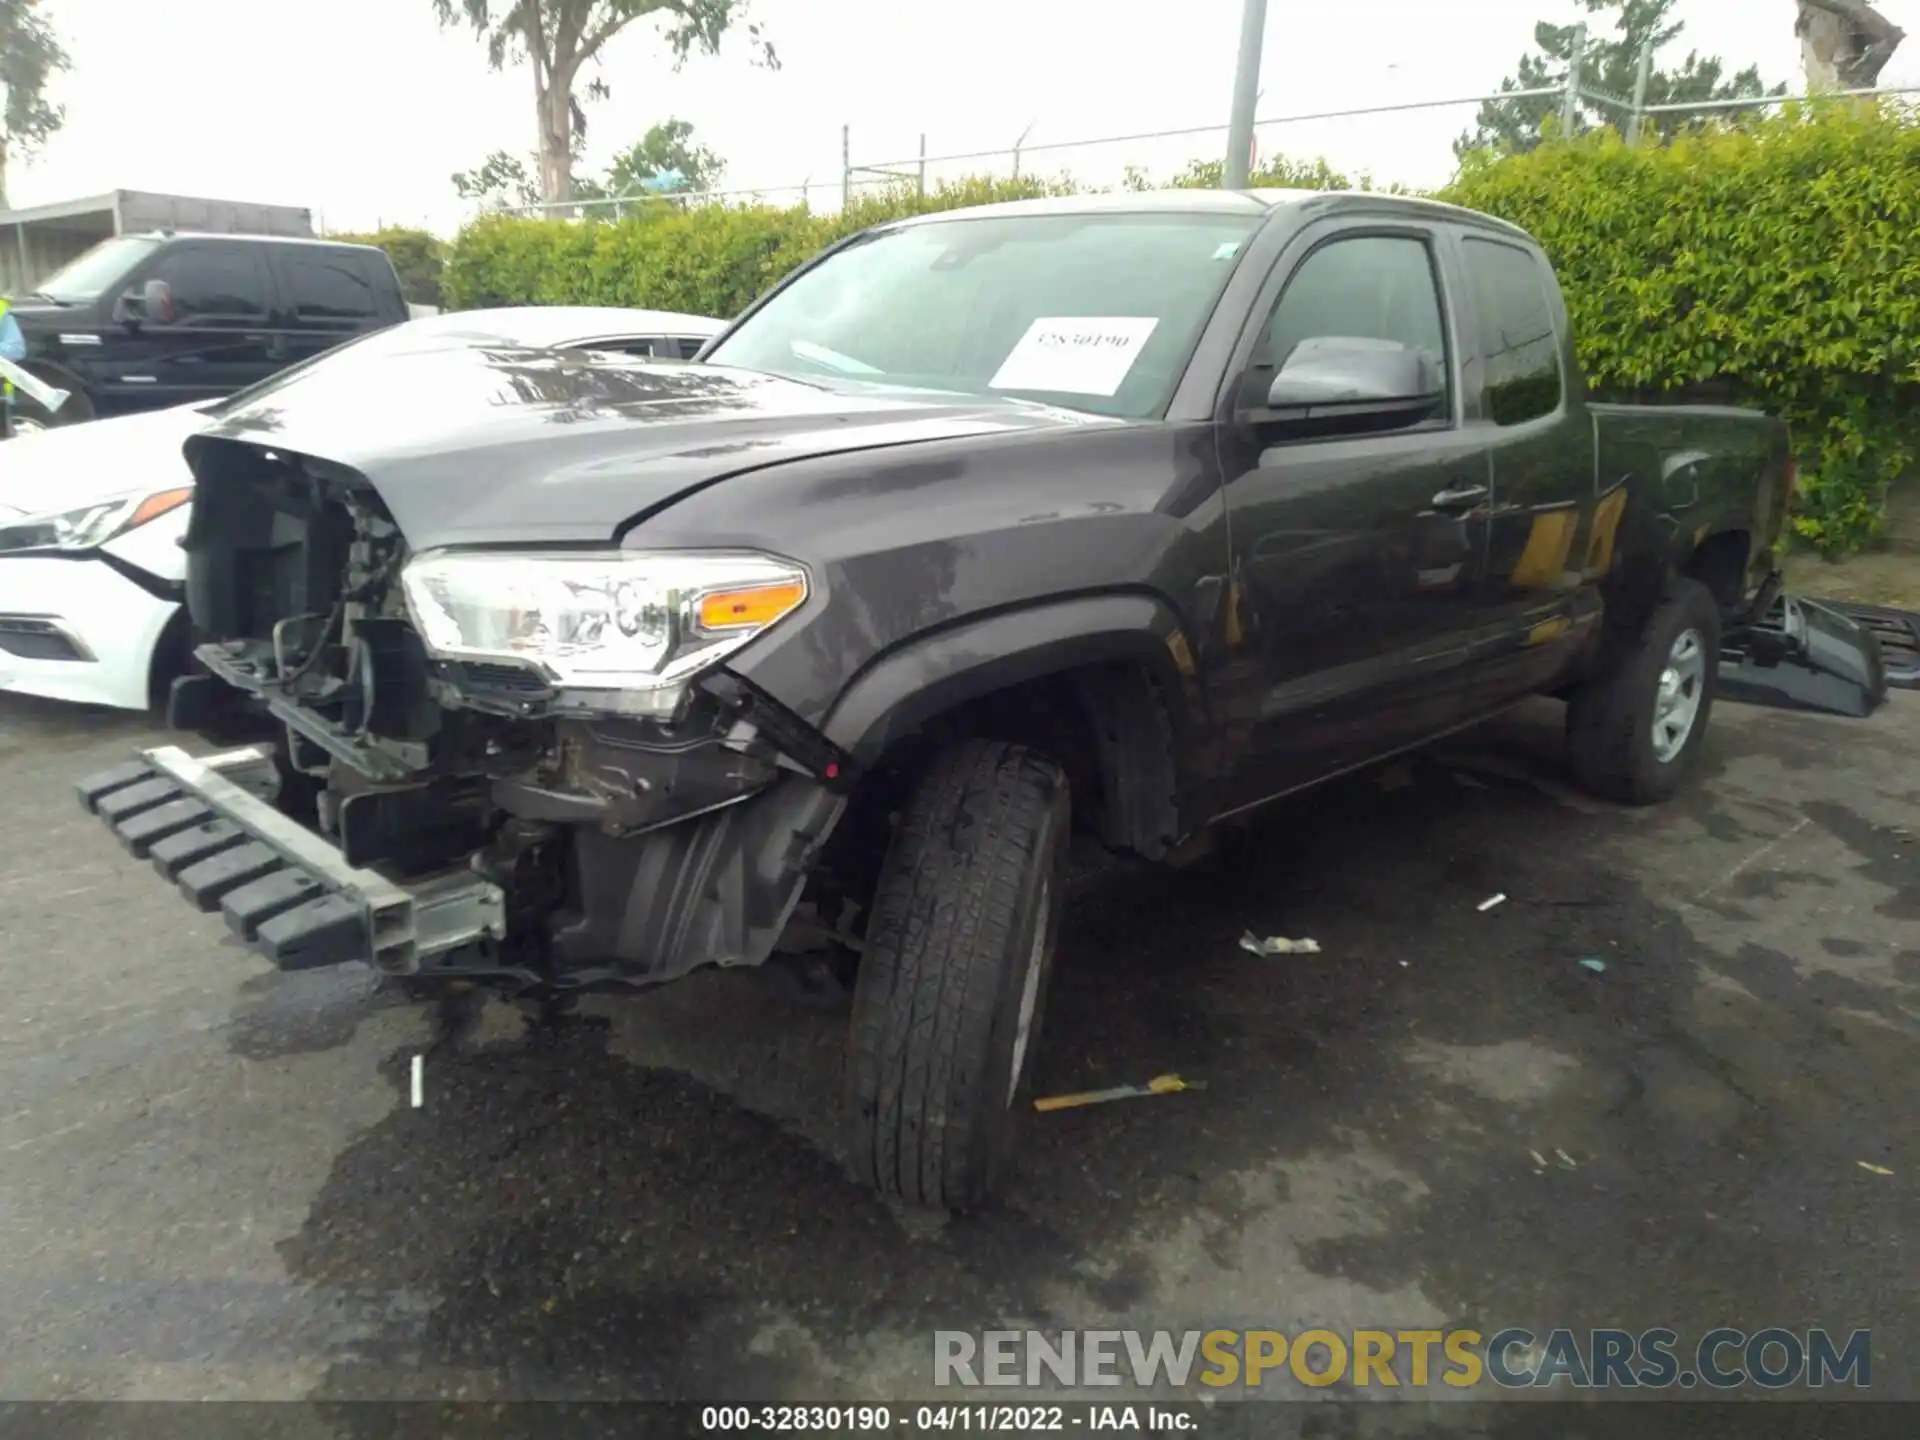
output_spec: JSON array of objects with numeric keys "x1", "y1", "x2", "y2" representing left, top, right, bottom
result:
[{"x1": 14, "y1": 0, "x2": 1920, "y2": 236}]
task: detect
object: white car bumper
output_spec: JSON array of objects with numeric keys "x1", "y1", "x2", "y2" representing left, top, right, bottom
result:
[{"x1": 0, "y1": 553, "x2": 180, "y2": 710}]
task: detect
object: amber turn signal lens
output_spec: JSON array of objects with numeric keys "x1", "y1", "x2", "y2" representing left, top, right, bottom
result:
[
  {"x1": 696, "y1": 579, "x2": 806, "y2": 631},
  {"x1": 126, "y1": 488, "x2": 194, "y2": 530}
]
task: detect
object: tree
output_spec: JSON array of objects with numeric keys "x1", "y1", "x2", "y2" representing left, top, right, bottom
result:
[
  {"x1": 433, "y1": 0, "x2": 774, "y2": 206},
  {"x1": 0, "y1": 0, "x2": 69, "y2": 210},
  {"x1": 453, "y1": 119, "x2": 722, "y2": 210},
  {"x1": 1457, "y1": 0, "x2": 1782, "y2": 158},
  {"x1": 604, "y1": 117, "x2": 723, "y2": 195},
  {"x1": 1797, "y1": 0, "x2": 1906, "y2": 91},
  {"x1": 451, "y1": 149, "x2": 542, "y2": 208}
]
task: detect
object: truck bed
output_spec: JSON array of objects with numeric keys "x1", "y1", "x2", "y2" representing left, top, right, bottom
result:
[{"x1": 1589, "y1": 400, "x2": 1794, "y2": 601}]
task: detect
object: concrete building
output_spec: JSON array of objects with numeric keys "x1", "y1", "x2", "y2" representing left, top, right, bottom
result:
[{"x1": 0, "y1": 190, "x2": 313, "y2": 293}]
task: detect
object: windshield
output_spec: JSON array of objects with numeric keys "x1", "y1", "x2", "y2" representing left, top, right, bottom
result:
[
  {"x1": 29, "y1": 236, "x2": 163, "y2": 304},
  {"x1": 706, "y1": 211, "x2": 1260, "y2": 419}
]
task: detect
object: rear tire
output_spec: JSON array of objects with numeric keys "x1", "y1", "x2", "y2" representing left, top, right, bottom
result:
[
  {"x1": 1567, "y1": 577, "x2": 1720, "y2": 806},
  {"x1": 846, "y1": 739, "x2": 1069, "y2": 1212}
]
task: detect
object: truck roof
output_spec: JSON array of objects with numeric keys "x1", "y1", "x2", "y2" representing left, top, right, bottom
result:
[
  {"x1": 121, "y1": 231, "x2": 387, "y2": 253},
  {"x1": 882, "y1": 187, "x2": 1533, "y2": 243}
]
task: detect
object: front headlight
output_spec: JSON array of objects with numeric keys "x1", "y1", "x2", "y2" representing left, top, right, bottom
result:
[
  {"x1": 401, "y1": 550, "x2": 810, "y2": 711},
  {"x1": 0, "y1": 487, "x2": 194, "y2": 556}
]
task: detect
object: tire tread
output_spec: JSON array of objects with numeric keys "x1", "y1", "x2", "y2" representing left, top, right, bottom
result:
[{"x1": 847, "y1": 738, "x2": 1065, "y2": 1210}]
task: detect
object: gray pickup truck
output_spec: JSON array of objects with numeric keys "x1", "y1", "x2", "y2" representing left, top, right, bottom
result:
[{"x1": 80, "y1": 189, "x2": 1809, "y2": 1210}]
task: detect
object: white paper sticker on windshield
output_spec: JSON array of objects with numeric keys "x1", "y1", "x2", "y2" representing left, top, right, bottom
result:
[{"x1": 989, "y1": 316, "x2": 1160, "y2": 397}]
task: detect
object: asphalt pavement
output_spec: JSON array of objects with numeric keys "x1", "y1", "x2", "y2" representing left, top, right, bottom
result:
[{"x1": 0, "y1": 689, "x2": 1914, "y2": 1422}]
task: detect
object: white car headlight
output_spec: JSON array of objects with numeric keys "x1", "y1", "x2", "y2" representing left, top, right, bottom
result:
[
  {"x1": 0, "y1": 487, "x2": 193, "y2": 556},
  {"x1": 401, "y1": 550, "x2": 810, "y2": 712}
]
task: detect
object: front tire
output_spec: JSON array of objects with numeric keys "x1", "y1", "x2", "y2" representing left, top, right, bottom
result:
[
  {"x1": 846, "y1": 739, "x2": 1069, "y2": 1212},
  {"x1": 1566, "y1": 576, "x2": 1720, "y2": 805},
  {"x1": 6, "y1": 390, "x2": 91, "y2": 438}
]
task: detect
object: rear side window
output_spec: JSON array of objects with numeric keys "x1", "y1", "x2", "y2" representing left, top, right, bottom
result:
[
  {"x1": 278, "y1": 250, "x2": 378, "y2": 322},
  {"x1": 147, "y1": 244, "x2": 268, "y2": 320},
  {"x1": 1462, "y1": 237, "x2": 1563, "y2": 425}
]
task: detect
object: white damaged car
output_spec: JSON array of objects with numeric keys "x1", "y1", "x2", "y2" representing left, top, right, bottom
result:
[{"x1": 0, "y1": 306, "x2": 724, "y2": 710}]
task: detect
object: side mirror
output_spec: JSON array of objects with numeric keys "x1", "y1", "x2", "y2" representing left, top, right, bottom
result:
[
  {"x1": 114, "y1": 278, "x2": 175, "y2": 328},
  {"x1": 1255, "y1": 336, "x2": 1443, "y2": 432},
  {"x1": 142, "y1": 279, "x2": 176, "y2": 325}
]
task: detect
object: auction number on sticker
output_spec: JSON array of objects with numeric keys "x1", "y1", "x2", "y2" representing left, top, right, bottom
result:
[{"x1": 701, "y1": 1406, "x2": 893, "y2": 1431}]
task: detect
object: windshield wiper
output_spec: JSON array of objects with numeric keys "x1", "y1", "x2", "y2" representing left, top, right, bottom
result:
[{"x1": 18, "y1": 291, "x2": 69, "y2": 305}]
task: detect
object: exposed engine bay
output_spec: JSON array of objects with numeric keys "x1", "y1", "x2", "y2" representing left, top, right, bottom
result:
[{"x1": 170, "y1": 441, "x2": 852, "y2": 993}]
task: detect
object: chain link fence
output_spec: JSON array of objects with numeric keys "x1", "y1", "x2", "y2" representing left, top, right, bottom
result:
[{"x1": 484, "y1": 26, "x2": 1920, "y2": 222}]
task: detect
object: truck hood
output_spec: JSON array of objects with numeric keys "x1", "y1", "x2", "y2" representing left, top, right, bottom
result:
[
  {"x1": 187, "y1": 340, "x2": 1108, "y2": 549},
  {"x1": 5, "y1": 301, "x2": 81, "y2": 331},
  {"x1": 0, "y1": 402, "x2": 209, "y2": 518}
]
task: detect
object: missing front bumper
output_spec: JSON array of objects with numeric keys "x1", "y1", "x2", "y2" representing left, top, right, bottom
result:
[
  {"x1": 75, "y1": 745, "x2": 504, "y2": 973},
  {"x1": 1718, "y1": 593, "x2": 1893, "y2": 718}
]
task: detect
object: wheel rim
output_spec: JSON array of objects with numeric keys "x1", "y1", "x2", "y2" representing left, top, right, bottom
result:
[
  {"x1": 1652, "y1": 627, "x2": 1706, "y2": 763},
  {"x1": 1006, "y1": 881, "x2": 1048, "y2": 1107}
]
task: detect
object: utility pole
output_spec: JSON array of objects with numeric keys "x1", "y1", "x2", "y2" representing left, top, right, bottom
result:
[
  {"x1": 1012, "y1": 118, "x2": 1036, "y2": 180},
  {"x1": 841, "y1": 124, "x2": 851, "y2": 210},
  {"x1": 1560, "y1": 22, "x2": 1589, "y2": 138},
  {"x1": 1625, "y1": 41, "x2": 1655, "y2": 144},
  {"x1": 1223, "y1": 0, "x2": 1268, "y2": 189}
]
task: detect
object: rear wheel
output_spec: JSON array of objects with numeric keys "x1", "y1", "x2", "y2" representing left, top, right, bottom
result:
[
  {"x1": 846, "y1": 738, "x2": 1069, "y2": 1211},
  {"x1": 1567, "y1": 577, "x2": 1720, "y2": 805}
]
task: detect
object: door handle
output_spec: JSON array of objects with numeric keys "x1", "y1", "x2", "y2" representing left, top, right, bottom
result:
[{"x1": 1431, "y1": 483, "x2": 1488, "y2": 510}]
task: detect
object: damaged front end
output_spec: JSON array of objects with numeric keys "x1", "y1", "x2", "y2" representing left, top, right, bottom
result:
[{"x1": 79, "y1": 440, "x2": 850, "y2": 994}]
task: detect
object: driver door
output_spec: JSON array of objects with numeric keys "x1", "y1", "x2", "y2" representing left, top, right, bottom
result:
[{"x1": 1213, "y1": 221, "x2": 1498, "y2": 813}]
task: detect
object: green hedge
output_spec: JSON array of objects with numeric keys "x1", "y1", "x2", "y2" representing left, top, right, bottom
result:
[
  {"x1": 441, "y1": 175, "x2": 1072, "y2": 316},
  {"x1": 439, "y1": 107, "x2": 1920, "y2": 553},
  {"x1": 1443, "y1": 106, "x2": 1920, "y2": 553}
]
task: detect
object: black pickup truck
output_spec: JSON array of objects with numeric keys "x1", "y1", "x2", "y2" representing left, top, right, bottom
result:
[
  {"x1": 6, "y1": 231, "x2": 409, "y2": 433},
  {"x1": 79, "y1": 189, "x2": 1797, "y2": 1210}
]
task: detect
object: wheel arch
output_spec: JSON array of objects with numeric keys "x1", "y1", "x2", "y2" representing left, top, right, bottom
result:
[
  {"x1": 12, "y1": 359, "x2": 96, "y2": 422},
  {"x1": 819, "y1": 591, "x2": 1204, "y2": 859}
]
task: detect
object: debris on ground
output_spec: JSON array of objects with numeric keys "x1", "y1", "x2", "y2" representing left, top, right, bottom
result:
[
  {"x1": 1529, "y1": 1149, "x2": 1549, "y2": 1171},
  {"x1": 410, "y1": 1054, "x2": 424, "y2": 1109},
  {"x1": 1554, "y1": 1149, "x2": 1579, "y2": 1169},
  {"x1": 1857, "y1": 1161, "x2": 1894, "y2": 1176},
  {"x1": 1035, "y1": 1074, "x2": 1206, "y2": 1112},
  {"x1": 1452, "y1": 771, "x2": 1490, "y2": 790},
  {"x1": 1578, "y1": 957, "x2": 1608, "y2": 973},
  {"x1": 1239, "y1": 931, "x2": 1321, "y2": 956},
  {"x1": 1478, "y1": 893, "x2": 1507, "y2": 912}
]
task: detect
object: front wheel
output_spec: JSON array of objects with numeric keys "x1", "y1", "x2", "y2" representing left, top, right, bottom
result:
[
  {"x1": 5, "y1": 391, "x2": 90, "y2": 438},
  {"x1": 845, "y1": 739, "x2": 1069, "y2": 1211},
  {"x1": 1566, "y1": 576, "x2": 1721, "y2": 805}
]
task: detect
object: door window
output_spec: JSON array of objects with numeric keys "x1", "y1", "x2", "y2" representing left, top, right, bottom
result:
[
  {"x1": 1461, "y1": 238, "x2": 1564, "y2": 425},
  {"x1": 1249, "y1": 234, "x2": 1450, "y2": 412},
  {"x1": 148, "y1": 245, "x2": 268, "y2": 321},
  {"x1": 279, "y1": 251, "x2": 378, "y2": 322}
]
